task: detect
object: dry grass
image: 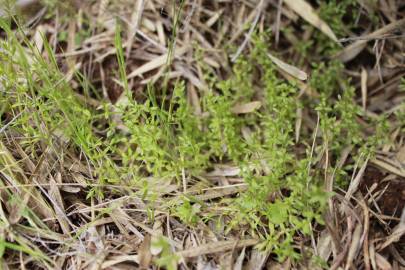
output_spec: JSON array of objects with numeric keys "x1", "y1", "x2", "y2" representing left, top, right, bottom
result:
[{"x1": 0, "y1": 0, "x2": 404, "y2": 269}]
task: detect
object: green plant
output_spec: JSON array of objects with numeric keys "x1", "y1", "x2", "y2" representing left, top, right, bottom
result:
[
  {"x1": 0, "y1": 8, "x2": 394, "y2": 267},
  {"x1": 152, "y1": 236, "x2": 179, "y2": 270}
]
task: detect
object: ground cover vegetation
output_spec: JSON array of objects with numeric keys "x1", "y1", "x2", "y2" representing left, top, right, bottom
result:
[{"x1": 0, "y1": 0, "x2": 404, "y2": 269}]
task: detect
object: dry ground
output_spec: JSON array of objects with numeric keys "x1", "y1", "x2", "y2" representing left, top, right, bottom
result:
[{"x1": 0, "y1": 0, "x2": 404, "y2": 269}]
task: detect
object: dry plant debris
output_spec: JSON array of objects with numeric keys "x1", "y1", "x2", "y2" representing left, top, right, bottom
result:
[{"x1": 0, "y1": 0, "x2": 404, "y2": 269}]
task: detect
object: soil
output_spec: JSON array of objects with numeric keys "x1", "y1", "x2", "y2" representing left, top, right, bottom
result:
[{"x1": 360, "y1": 166, "x2": 405, "y2": 218}]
